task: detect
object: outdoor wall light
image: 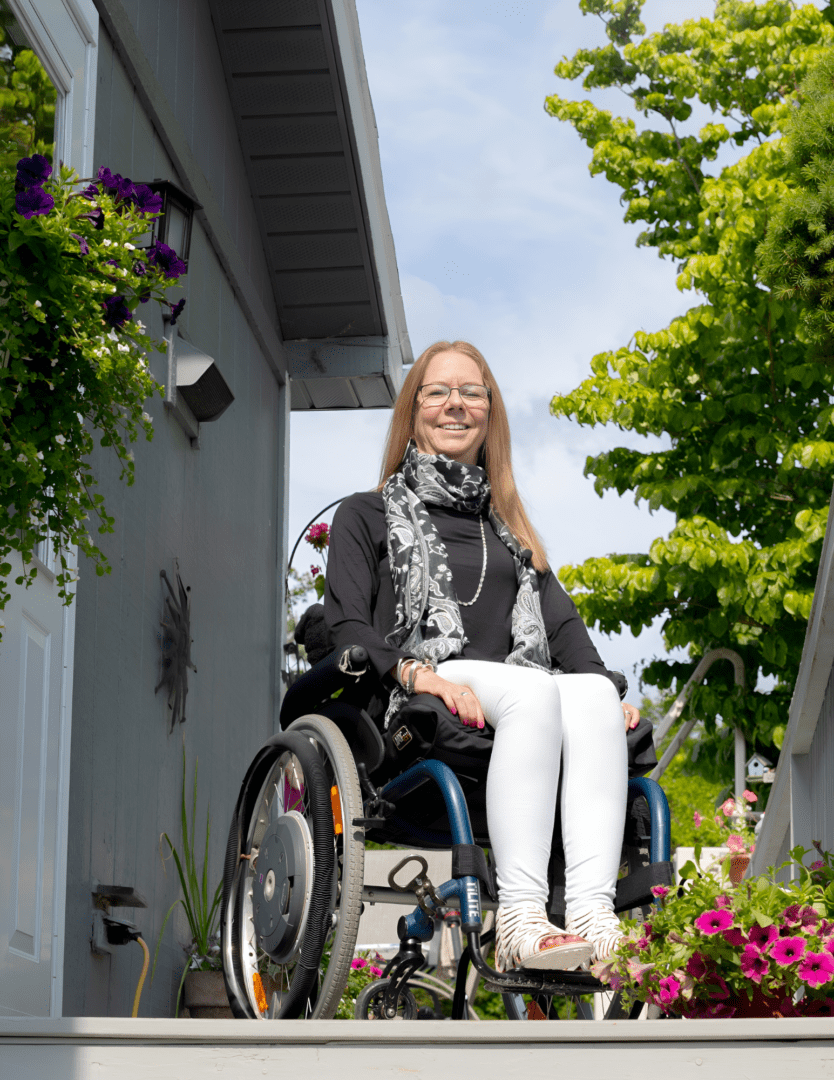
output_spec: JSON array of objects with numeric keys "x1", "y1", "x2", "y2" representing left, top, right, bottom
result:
[{"x1": 136, "y1": 179, "x2": 201, "y2": 268}]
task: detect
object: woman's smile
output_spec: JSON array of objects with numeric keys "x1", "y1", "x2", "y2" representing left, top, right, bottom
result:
[{"x1": 412, "y1": 351, "x2": 489, "y2": 465}]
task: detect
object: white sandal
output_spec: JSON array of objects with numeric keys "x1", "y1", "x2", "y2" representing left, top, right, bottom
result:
[
  {"x1": 495, "y1": 902, "x2": 593, "y2": 972},
  {"x1": 565, "y1": 906, "x2": 623, "y2": 963}
]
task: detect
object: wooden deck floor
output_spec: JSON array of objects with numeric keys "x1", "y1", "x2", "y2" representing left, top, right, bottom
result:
[{"x1": 2, "y1": 1016, "x2": 834, "y2": 1079}]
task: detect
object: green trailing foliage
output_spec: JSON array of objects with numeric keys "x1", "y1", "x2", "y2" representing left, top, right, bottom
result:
[{"x1": 547, "y1": 1, "x2": 834, "y2": 775}]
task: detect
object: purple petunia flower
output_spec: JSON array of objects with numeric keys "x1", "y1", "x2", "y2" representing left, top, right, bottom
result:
[
  {"x1": 170, "y1": 298, "x2": 186, "y2": 325},
  {"x1": 740, "y1": 945, "x2": 769, "y2": 984},
  {"x1": 130, "y1": 184, "x2": 163, "y2": 215},
  {"x1": 781, "y1": 905, "x2": 802, "y2": 927},
  {"x1": 801, "y1": 907, "x2": 821, "y2": 928},
  {"x1": 102, "y1": 294, "x2": 132, "y2": 328},
  {"x1": 15, "y1": 186, "x2": 54, "y2": 218},
  {"x1": 80, "y1": 205, "x2": 105, "y2": 230},
  {"x1": 70, "y1": 233, "x2": 89, "y2": 255},
  {"x1": 686, "y1": 952, "x2": 708, "y2": 979},
  {"x1": 16, "y1": 153, "x2": 52, "y2": 188},
  {"x1": 748, "y1": 924, "x2": 779, "y2": 953},
  {"x1": 115, "y1": 175, "x2": 135, "y2": 201},
  {"x1": 148, "y1": 240, "x2": 186, "y2": 279},
  {"x1": 771, "y1": 936, "x2": 807, "y2": 967},
  {"x1": 657, "y1": 976, "x2": 680, "y2": 1005},
  {"x1": 695, "y1": 909, "x2": 734, "y2": 935},
  {"x1": 722, "y1": 927, "x2": 747, "y2": 948},
  {"x1": 706, "y1": 974, "x2": 730, "y2": 1001},
  {"x1": 797, "y1": 951, "x2": 834, "y2": 988},
  {"x1": 132, "y1": 260, "x2": 147, "y2": 277},
  {"x1": 81, "y1": 183, "x2": 99, "y2": 200},
  {"x1": 97, "y1": 166, "x2": 119, "y2": 191}
]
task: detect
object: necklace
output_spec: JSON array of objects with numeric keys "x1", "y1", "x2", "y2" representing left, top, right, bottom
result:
[{"x1": 458, "y1": 515, "x2": 488, "y2": 607}]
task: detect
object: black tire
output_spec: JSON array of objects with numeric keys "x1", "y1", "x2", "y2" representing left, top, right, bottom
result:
[
  {"x1": 354, "y1": 978, "x2": 419, "y2": 1020},
  {"x1": 221, "y1": 719, "x2": 362, "y2": 1019}
]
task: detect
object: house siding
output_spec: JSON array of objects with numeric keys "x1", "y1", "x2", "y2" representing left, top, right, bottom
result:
[
  {"x1": 62, "y1": 22, "x2": 285, "y2": 1018},
  {"x1": 806, "y1": 664, "x2": 834, "y2": 853}
]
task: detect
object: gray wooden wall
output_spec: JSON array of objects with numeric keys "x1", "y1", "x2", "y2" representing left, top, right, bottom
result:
[
  {"x1": 63, "y1": 16, "x2": 287, "y2": 1018},
  {"x1": 804, "y1": 665, "x2": 834, "y2": 853}
]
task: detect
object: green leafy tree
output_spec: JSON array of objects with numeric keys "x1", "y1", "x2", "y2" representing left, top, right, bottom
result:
[
  {"x1": 547, "y1": 0, "x2": 834, "y2": 777},
  {"x1": 0, "y1": 13, "x2": 56, "y2": 170}
]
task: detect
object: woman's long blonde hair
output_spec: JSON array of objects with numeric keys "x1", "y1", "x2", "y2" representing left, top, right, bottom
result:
[{"x1": 378, "y1": 340, "x2": 549, "y2": 572}]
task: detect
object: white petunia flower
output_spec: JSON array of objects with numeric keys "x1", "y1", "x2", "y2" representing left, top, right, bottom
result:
[
  {"x1": 36, "y1": 451, "x2": 43, "y2": 460},
  {"x1": 55, "y1": 434, "x2": 66, "y2": 445},
  {"x1": 136, "y1": 321, "x2": 145, "y2": 332},
  {"x1": 124, "y1": 243, "x2": 135, "y2": 251},
  {"x1": 16, "y1": 453, "x2": 26, "y2": 462},
  {"x1": 50, "y1": 358, "x2": 58, "y2": 367},
  {"x1": 117, "y1": 343, "x2": 129, "y2": 353},
  {"x1": 142, "y1": 412, "x2": 152, "y2": 423},
  {"x1": 34, "y1": 300, "x2": 41, "y2": 308},
  {"x1": 102, "y1": 238, "x2": 112, "y2": 247}
]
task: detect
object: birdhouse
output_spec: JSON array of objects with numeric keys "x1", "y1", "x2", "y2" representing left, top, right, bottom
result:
[{"x1": 746, "y1": 752, "x2": 773, "y2": 780}]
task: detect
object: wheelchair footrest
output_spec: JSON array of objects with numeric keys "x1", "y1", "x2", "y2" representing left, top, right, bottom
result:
[
  {"x1": 613, "y1": 859, "x2": 674, "y2": 913},
  {"x1": 482, "y1": 968, "x2": 603, "y2": 997}
]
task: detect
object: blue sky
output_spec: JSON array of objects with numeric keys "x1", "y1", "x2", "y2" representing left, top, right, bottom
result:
[{"x1": 288, "y1": 1, "x2": 760, "y2": 684}]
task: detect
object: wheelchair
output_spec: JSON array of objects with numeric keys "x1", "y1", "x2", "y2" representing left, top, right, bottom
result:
[{"x1": 220, "y1": 641, "x2": 673, "y2": 1021}]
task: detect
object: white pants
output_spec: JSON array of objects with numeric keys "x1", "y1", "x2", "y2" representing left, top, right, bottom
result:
[{"x1": 437, "y1": 660, "x2": 628, "y2": 913}]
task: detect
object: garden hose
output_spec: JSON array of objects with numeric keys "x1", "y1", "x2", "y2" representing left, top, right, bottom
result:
[{"x1": 132, "y1": 936, "x2": 150, "y2": 1018}]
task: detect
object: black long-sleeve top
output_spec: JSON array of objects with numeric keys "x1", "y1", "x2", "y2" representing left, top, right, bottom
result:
[{"x1": 324, "y1": 491, "x2": 619, "y2": 691}]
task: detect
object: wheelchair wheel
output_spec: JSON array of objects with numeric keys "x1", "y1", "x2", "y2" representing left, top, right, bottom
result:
[
  {"x1": 221, "y1": 717, "x2": 364, "y2": 1019},
  {"x1": 354, "y1": 978, "x2": 419, "y2": 1020}
]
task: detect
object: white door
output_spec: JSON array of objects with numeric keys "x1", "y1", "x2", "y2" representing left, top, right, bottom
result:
[{"x1": 0, "y1": 0, "x2": 96, "y2": 1018}]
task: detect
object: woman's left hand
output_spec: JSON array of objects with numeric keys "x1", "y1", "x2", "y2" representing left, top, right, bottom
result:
[{"x1": 622, "y1": 702, "x2": 641, "y2": 732}]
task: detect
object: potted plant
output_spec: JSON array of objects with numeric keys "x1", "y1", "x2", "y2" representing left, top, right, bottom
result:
[
  {"x1": 152, "y1": 749, "x2": 225, "y2": 1017},
  {"x1": 594, "y1": 842, "x2": 834, "y2": 1018}
]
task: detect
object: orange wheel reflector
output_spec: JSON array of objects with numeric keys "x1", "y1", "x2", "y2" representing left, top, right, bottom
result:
[
  {"x1": 330, "y1": 785, "x2": 343, "y2": 835},
  {"x1": 253, "y1": 972, "x2": 268, "y2": 1013}
]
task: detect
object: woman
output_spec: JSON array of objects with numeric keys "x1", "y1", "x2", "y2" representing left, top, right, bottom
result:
[{"x1": 324, "y1": 340, "x2": 641, "y2": 972}]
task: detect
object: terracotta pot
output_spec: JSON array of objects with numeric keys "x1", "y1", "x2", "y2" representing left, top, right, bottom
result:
[
  {"x1": 182, "y1": 970, "x2": 233, "y2": 1019},
  {"x1": 729, "y1": 853, "x2": 751, "y2": 884}
]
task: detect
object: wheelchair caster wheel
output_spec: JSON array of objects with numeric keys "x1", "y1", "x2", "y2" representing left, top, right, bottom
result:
[{"x1": 354, "y1": 978, "x2": 419, "y2": 1020}]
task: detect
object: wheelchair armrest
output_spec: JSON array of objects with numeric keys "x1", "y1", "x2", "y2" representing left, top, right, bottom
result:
[{"x1": 280, "y1": 645, "x2": 374, "y2": 727}]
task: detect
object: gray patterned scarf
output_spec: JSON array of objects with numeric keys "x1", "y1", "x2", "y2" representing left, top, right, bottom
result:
[{"x1": 382, "y1": 442, "x2": 552, "y2": 725}]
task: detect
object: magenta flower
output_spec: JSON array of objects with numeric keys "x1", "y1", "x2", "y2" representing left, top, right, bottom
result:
[
  {"x1": 686, "y1": 952, "x2": 707, "y2": 979},
  {"x1": 726, "y1": 834, "x2": 747, "y2": 853},
  {"x1": 721, "y1": 798, "x2": 735, "y2": 817},
  {"x1": 693, "y1": 810, "x2": 702, "y2": 828},
  {"x1": 369, "y1": 965, "x2": 383, "y2": 978},
  {"x1": 657, "y1": 976, "x2": 680, "y2": 1005},
  {"x1": 695, "y1": 909, "x2": 734, "y2": 935},
  {"x1": 310, "y1": 565, "x2": 322, "y2": 577},
  {"x1": 811, "y1": 860, "x2": 825, "y2": 870},
  {"x1": 635, "y1": 936, "x2": 650, "y2": 951},
  {"x1": 781, "y1": 904, "x2": 802, "y2": 927},
  {"x1": 771, "y1": 937, "x2": 807, "y2": 966},
  {"x1": 350, "y1": 957, "x2": 368, "y2": 970},
  {"x1": 742, "y1": 789, "x2": 758, "y2": 803},
  {"x1": 306, "y1": 522, "x2": 331, "y2": 552},
  {"x1": 15, "y1": 186, "x2": 54, "y2": 218},
  {"x1": 801, "y1": 907, "x2": 821, "y2": 928},
  {"x1": 130, "y1": 183, "x2": 163, "y2": 215},
  {"x1": 797, "y1": 951, "x2": 834, "y2": 988},
  {"x1": 16, "y1": 153, "x2": 52, "y2": 188},
  {"x1": 706, "y1": 974, "x2": 730, "y2": 1000},
  {"x1": 740, "y1": 945, "x2": 769, "y2": 984},
  {"x1": 722, "y1": 927, "x2": 747, "y2": 948},
  {"x1": 748, "y1": 924, "x2": 779, "y2": 953},
  {"x1": 823, "y1": 938, "x2": 834, "y2": 956},
  {"x1": 650, "y1": 885, "x2": 669, "y2": 899},
  {"x1": 715, "y1": 894, "x2": 732, "y2": 909},
  {"x1": 148, "y1": 239, "x2": 186, "y2": 278}
]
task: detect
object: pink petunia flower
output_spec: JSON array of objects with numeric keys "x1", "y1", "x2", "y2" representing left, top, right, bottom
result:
[
  {"x1": 351, "y1": 957, "x2": 368, "y2": 970},
  {"x1": 651, "y1": 885, "x2": 669, "y2": 899},
  {"x1": 742, "y1": 789, "x2": 758, "y2": 803},
  {"x1": 726, "y1": 834, "x2": 747, "y2": 853},
  {"x1": 693, "y1": 811, "x2": 702, "y2": 828},
  {"x1": 369, "y1": 966, "x2": 384, "y2": 978},
  {"x1": 609, "y1": 974, "x2": 625, "y2": 991},
  {"x1": 721, "y1": 798, "x2": 735, "y2": 817},
  {"x1": 801, "y1": 907, "x2": 821, "y2": 928},
  {"x1": 740, "y1": 945, "x2": 769, "y2": 984},
  {"x1": 626, "y1": 958, "x2": 655, "y2": 985},
  {"x1": 715, "y1": 894, "x2": 732, "y2": 909},
  {"x1": 823, "y1": 938, "x2": 834, "y2": 956},
  {"x1": 657, "y1": 976, "x2": 681, "y2": 1005},
  {"x1": 686, "y1": 952, "x2": 708, "y2": 979},
  {"x1": 811, "y1": 860, "x2": 825, "y2": 871},
  {"x1": 714, "y1": 814, "x2": 723, "y2": 828},
  {"x1": 781, "y1": 904, "x2": 802, "y2": 927},
  {"x1": 748, "y1": 924, "x2": 779, "y2": 953},
  {"x1": 723, "y1": 927, "x2": 748, "y2": 948},
  {"x1": 771, "y1": 937, "x2": 807, "y2": 966},
  {"x1": 695, "y1": 909, "x2": 734, "y2": 935},
  {"x1": 797, "y1": 951, "x2": 834, "y2": 989},
  {"x1": 636, "y1": 936, "x2": 650, "y2": 951}
]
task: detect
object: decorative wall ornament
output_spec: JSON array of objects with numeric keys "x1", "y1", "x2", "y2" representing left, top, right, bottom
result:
[{"x1": 155, "y1": 568, "x2": 196, "y2": 730}]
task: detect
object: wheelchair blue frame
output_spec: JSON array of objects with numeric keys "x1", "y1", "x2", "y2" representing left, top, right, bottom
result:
[{"x1": 380, "y1": 759, "x2": 671, "y2": 951}]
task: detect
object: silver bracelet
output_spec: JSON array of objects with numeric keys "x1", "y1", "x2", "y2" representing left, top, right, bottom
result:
[{"x1": 395, "y1": 657, "x2": 414, "y2": 688}]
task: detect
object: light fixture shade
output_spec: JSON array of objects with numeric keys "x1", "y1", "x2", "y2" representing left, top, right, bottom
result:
[
  {"x1": 175, "y1": 341, "x2": 234, "y2": 422},
  {"x1": 136, "y1": 179, "x2": 201, "y2": 268}
]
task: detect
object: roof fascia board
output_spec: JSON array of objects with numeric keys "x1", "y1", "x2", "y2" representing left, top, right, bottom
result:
[
  {"x1": 323, "y1": 0, "x2": 411, "y2": 385},
  {"x1": 749, "y1": 480, "x2": 834, "y2": 874},
  {"x1": 92, "y1": 0, "x2": 287, "y2": 384},
  {"x1": 284, "y1": 338, "x2": 389, "y2": 380}
]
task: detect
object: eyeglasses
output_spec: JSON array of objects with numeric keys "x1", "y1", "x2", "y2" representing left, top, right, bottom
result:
[{"x1": 417, "y1": 383, "x2": 492, "y2": 408}]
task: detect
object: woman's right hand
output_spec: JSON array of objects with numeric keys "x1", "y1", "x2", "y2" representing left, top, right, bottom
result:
[{"x1": 405, "y1": 663, "x2": 485, "y2": 729}]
